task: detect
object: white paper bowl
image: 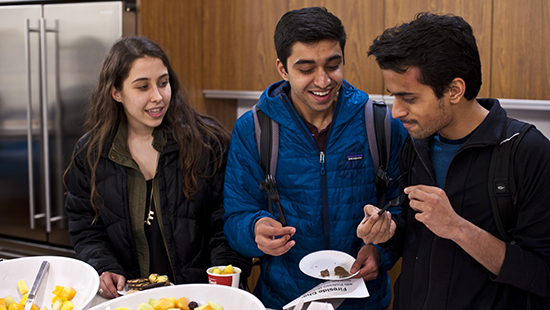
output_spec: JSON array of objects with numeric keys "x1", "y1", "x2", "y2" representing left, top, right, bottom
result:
[
  {"x1": 88, "y1": 284, "x2": 265, "y2": 310},
  {"x1": 0, "y1": 256, "x2": 99, "y2": 310}
]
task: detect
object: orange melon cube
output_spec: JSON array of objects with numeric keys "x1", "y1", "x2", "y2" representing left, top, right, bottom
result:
[
  {"x1": 174, "y1": 297, "x2": 189, "y2": 310},
  {"x1": 7, "y1": 303, "x2": 23, "y2": 310},
  {"x1": 153, "y1": 298, "x2": 175, "y2": 310},
  {"x1": 51, "y1": 286, "x2": 64, "y2": 296},
  {"x1": 59, "y1": 287, "x2": 76, "y2": 301}
]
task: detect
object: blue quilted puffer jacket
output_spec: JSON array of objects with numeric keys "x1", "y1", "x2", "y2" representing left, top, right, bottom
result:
[{"x1": 223, "y1": 80, "x2": 407, "y2": 310}]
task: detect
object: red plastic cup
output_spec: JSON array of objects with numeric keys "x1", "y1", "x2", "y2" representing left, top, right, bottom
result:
[{"x1": 206, "y1": 266, "x2": 241, "y2": 287}]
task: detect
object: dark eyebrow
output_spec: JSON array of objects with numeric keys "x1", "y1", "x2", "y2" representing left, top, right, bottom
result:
[
  {"x1": 131, "y1": 77, "x2": 150, "y2": 84},
  {"x1": 293, "y1": 54, "x2": 343, "y2": 66},
  {"x1": 387, "y1": 89, "x2": 415, "y2": 97},
  {"x1": 293, "y1": 59, "x2": 315, "y2": 66},
  {"x1": 131, "y1": 73, "x2": 169, "y2": 84},
  {"x1": 326, "y1": 54, "x2": 343, "y2": 62}
]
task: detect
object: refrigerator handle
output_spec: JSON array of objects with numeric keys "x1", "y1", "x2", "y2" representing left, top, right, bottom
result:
[
  {"x1": 39, "y1": 18, "x2": 51, "y2": 233},
  {"x1": 51, "y1": 19, "x2": 65, "y2": 227},
  {"x1": 25, "y1": 19, "x2": 37, "y2": 229},
  {"x1": 38, "y1": 18, "x2": 59, "y2": 233}
]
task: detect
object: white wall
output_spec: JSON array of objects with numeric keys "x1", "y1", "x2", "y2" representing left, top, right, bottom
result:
[{"x1": 236, "y1": 97, "x2": 550, "y2": 139}]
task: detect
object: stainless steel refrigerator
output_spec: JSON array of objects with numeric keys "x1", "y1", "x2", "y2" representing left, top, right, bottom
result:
[{"x1": 0, "y1": 1, "x2": 135, "y2": 258}]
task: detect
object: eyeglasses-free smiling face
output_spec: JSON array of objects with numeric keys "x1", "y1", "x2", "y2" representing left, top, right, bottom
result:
[
  {"x1": 276, "y1": 39, "x2": 344, "y2": 124},
  {"x1": 112, "y1": 56, "x2": 171, "y2": 135}
]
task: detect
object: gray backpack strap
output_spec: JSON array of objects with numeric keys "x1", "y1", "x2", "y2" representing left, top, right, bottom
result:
[
  {"x1": 252, "y1": 104, "x2": 286, "y2": 226},
  {"x1": 365, "y1": 98, "x2": 392, "y2": 208}
]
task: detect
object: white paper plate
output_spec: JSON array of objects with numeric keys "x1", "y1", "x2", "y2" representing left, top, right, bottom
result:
[
  {"x1": 299, "y1": 250, "x2": 359, "y2": 280},
  {"x1": 0, "y1": 256, "x2": 99, "y2": 310},
  {"x1": 88, "y1": 284, "x2": 265, "y2": 310}
]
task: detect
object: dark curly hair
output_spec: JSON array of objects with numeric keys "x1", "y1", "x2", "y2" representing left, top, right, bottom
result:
[{"x1": 368, "y1": 12, "x2": 482, "y2": 100}]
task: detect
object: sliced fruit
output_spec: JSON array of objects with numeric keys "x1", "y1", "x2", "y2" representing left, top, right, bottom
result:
[
  {"x1": 17, "y1": 280, "x2": 28, "y2": 295},
  {"x1": 59, "y1": 287, "x2": 77, "y2": 301},
  {"x1": 207, "y1": 301, "x2": 223, "y2": 310},
  {"x1": 60, "y1": 301, "x2": 74, "y2": 310},
  {"x1": 174, "y1": 297, "x2": 189, "y2": 310},
  {"x1": 222, "y1": 265, "x2": 233, "y2": 274},
  {"x1": 153, "y1": 298, "x2": 175, "y2": 310},
  {"x1": 136, "y1": 303, "x2": 154, "y2": 310},
  {"x1": 4, "y1": 296, "x2": 15, "y2": 308},
  {"x1": 7, "y1": 303, "x2": 23, "y2": 310}
]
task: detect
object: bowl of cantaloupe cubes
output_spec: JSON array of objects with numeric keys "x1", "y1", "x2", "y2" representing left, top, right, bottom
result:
[
  {"x1": 87, "y1": 284, "x2": 265, "y2": 310},
  {"x1": 0, "y1": 256, "x2": 99, "y2": 310}
]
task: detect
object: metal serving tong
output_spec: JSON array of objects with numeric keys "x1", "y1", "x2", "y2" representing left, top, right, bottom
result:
[{"x1": 24, "y1": 261, "x2": 50, "y2": 310}]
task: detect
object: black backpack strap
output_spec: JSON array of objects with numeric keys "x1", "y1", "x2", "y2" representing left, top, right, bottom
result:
[
  {"x1": 252, "y1": 105, "x2": 286, "y2": 226},
  {"x1": 253, "y1": 105, "x2": 278, "y2": 176},
  {"x1": 365, "y1": 98, "x2": 392, "y2": 208},
  {"x1": 488, "y1": 118, "x2": 533, "y2": 243}
]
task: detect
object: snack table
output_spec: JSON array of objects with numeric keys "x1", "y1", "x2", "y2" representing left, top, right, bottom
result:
[
  {"x1": 89, "y1": 294, "x2": 109, "y2": 308},
  {"x1": 87, "y1": 289, "x2": 343, "y2": 310}
]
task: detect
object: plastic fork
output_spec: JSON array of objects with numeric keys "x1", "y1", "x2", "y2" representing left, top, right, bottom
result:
[
  {"x1": 261, "y1": 175, "x2": 287, "y2": 226},
  {"x1": 377, "y1": 193, "x2": 405, "y2": 216}
]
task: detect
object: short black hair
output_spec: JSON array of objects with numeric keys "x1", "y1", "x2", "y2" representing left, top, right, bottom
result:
[
  {"x1": 274, "y1": 7, "x2": 346, "y2": 71},
  {"x1": 368, "y1": 12, "x2": 482, "y2": 100}
]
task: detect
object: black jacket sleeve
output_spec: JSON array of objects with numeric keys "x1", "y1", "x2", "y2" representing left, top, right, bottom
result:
[{"x1": 65, "y1": 143, "x2": 127, "y2": 277}]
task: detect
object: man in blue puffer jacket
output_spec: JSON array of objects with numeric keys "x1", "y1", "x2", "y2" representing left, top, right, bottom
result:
[{"x1": 223, "y1": 7, "x2": 408, "y2": 310}]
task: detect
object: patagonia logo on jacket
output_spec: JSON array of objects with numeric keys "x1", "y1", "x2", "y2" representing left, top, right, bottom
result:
[{"x1": 346, "y1": 153, "x2": 364, "y2": 161}]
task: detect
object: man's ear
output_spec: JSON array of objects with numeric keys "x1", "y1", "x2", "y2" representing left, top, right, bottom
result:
[
  {"x1": 111, "y1": 87, "x2": 121, "y2": 102},
  {"x1": 449, "y1": 77, "x2": 466, "y2": 104},
  {"x1": 276, "y1": 59, "x2": 289, "y2": 81}
]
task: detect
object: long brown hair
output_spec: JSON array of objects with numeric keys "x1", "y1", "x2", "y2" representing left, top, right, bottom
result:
[{"x1": 66, "y1": 36, "x2": 229, "y2": 221}]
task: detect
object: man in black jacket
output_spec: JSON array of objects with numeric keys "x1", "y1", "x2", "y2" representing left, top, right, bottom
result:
[{"x1": 357, "y1": 13, "x2": 550, "y2": 309}]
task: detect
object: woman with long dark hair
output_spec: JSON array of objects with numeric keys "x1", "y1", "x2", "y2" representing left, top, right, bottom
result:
[{"x1": 64, "y1": 36, "x2": 249, "y2": 299}]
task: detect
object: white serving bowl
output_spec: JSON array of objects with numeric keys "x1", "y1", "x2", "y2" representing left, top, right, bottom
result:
[
  {"x1": 88, "y1": 283, "x2": 265, "y2": 310},
  {"x1": 0, "y1": 256, "x2": 99, "y2": 310}
]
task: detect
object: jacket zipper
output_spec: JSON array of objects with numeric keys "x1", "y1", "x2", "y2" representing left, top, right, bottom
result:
[
  {"x1": 414, "y1": 140, "x2": 487, "y2": 309},
  {"x1": 280, "y1": 94, "x2": 337, "y2": 249},
  {"x1": 320, "y1": 150, "x2": 330, "y2": 248},
  {"x1": 320, "y1": 151, "x2": 326, "y2": 175},
  {"x1": 411, "y1": 140, "x2": 441, "y2": 309}
]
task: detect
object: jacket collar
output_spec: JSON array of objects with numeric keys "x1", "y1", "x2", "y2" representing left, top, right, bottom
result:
[
  {"x1": 256, "y1": 79, "x2": 368, "y2": 132},
  {"x1": 411, "y1": 98, "x2": 508, "y2": 159},
  {"x1": 108, "y1": 119, "x2": 168, "y2": 167}
]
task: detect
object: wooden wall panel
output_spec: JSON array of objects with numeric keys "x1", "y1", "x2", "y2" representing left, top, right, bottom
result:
[
  {"x1": 384, "y1": 0, "x2": 492, "y2": 97},
  {"x1": 289, "y1": 1, "x2": 385, "y2": 94},
  {"x1": 139, "y1": 0, "x2": 206, "y2": 112},
  {"x1": 203, "y1": 0, "x2": 286, "y2": 91},
  {"x1": 492, "y1": 0, "x2": 550, "y2": 100}
]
